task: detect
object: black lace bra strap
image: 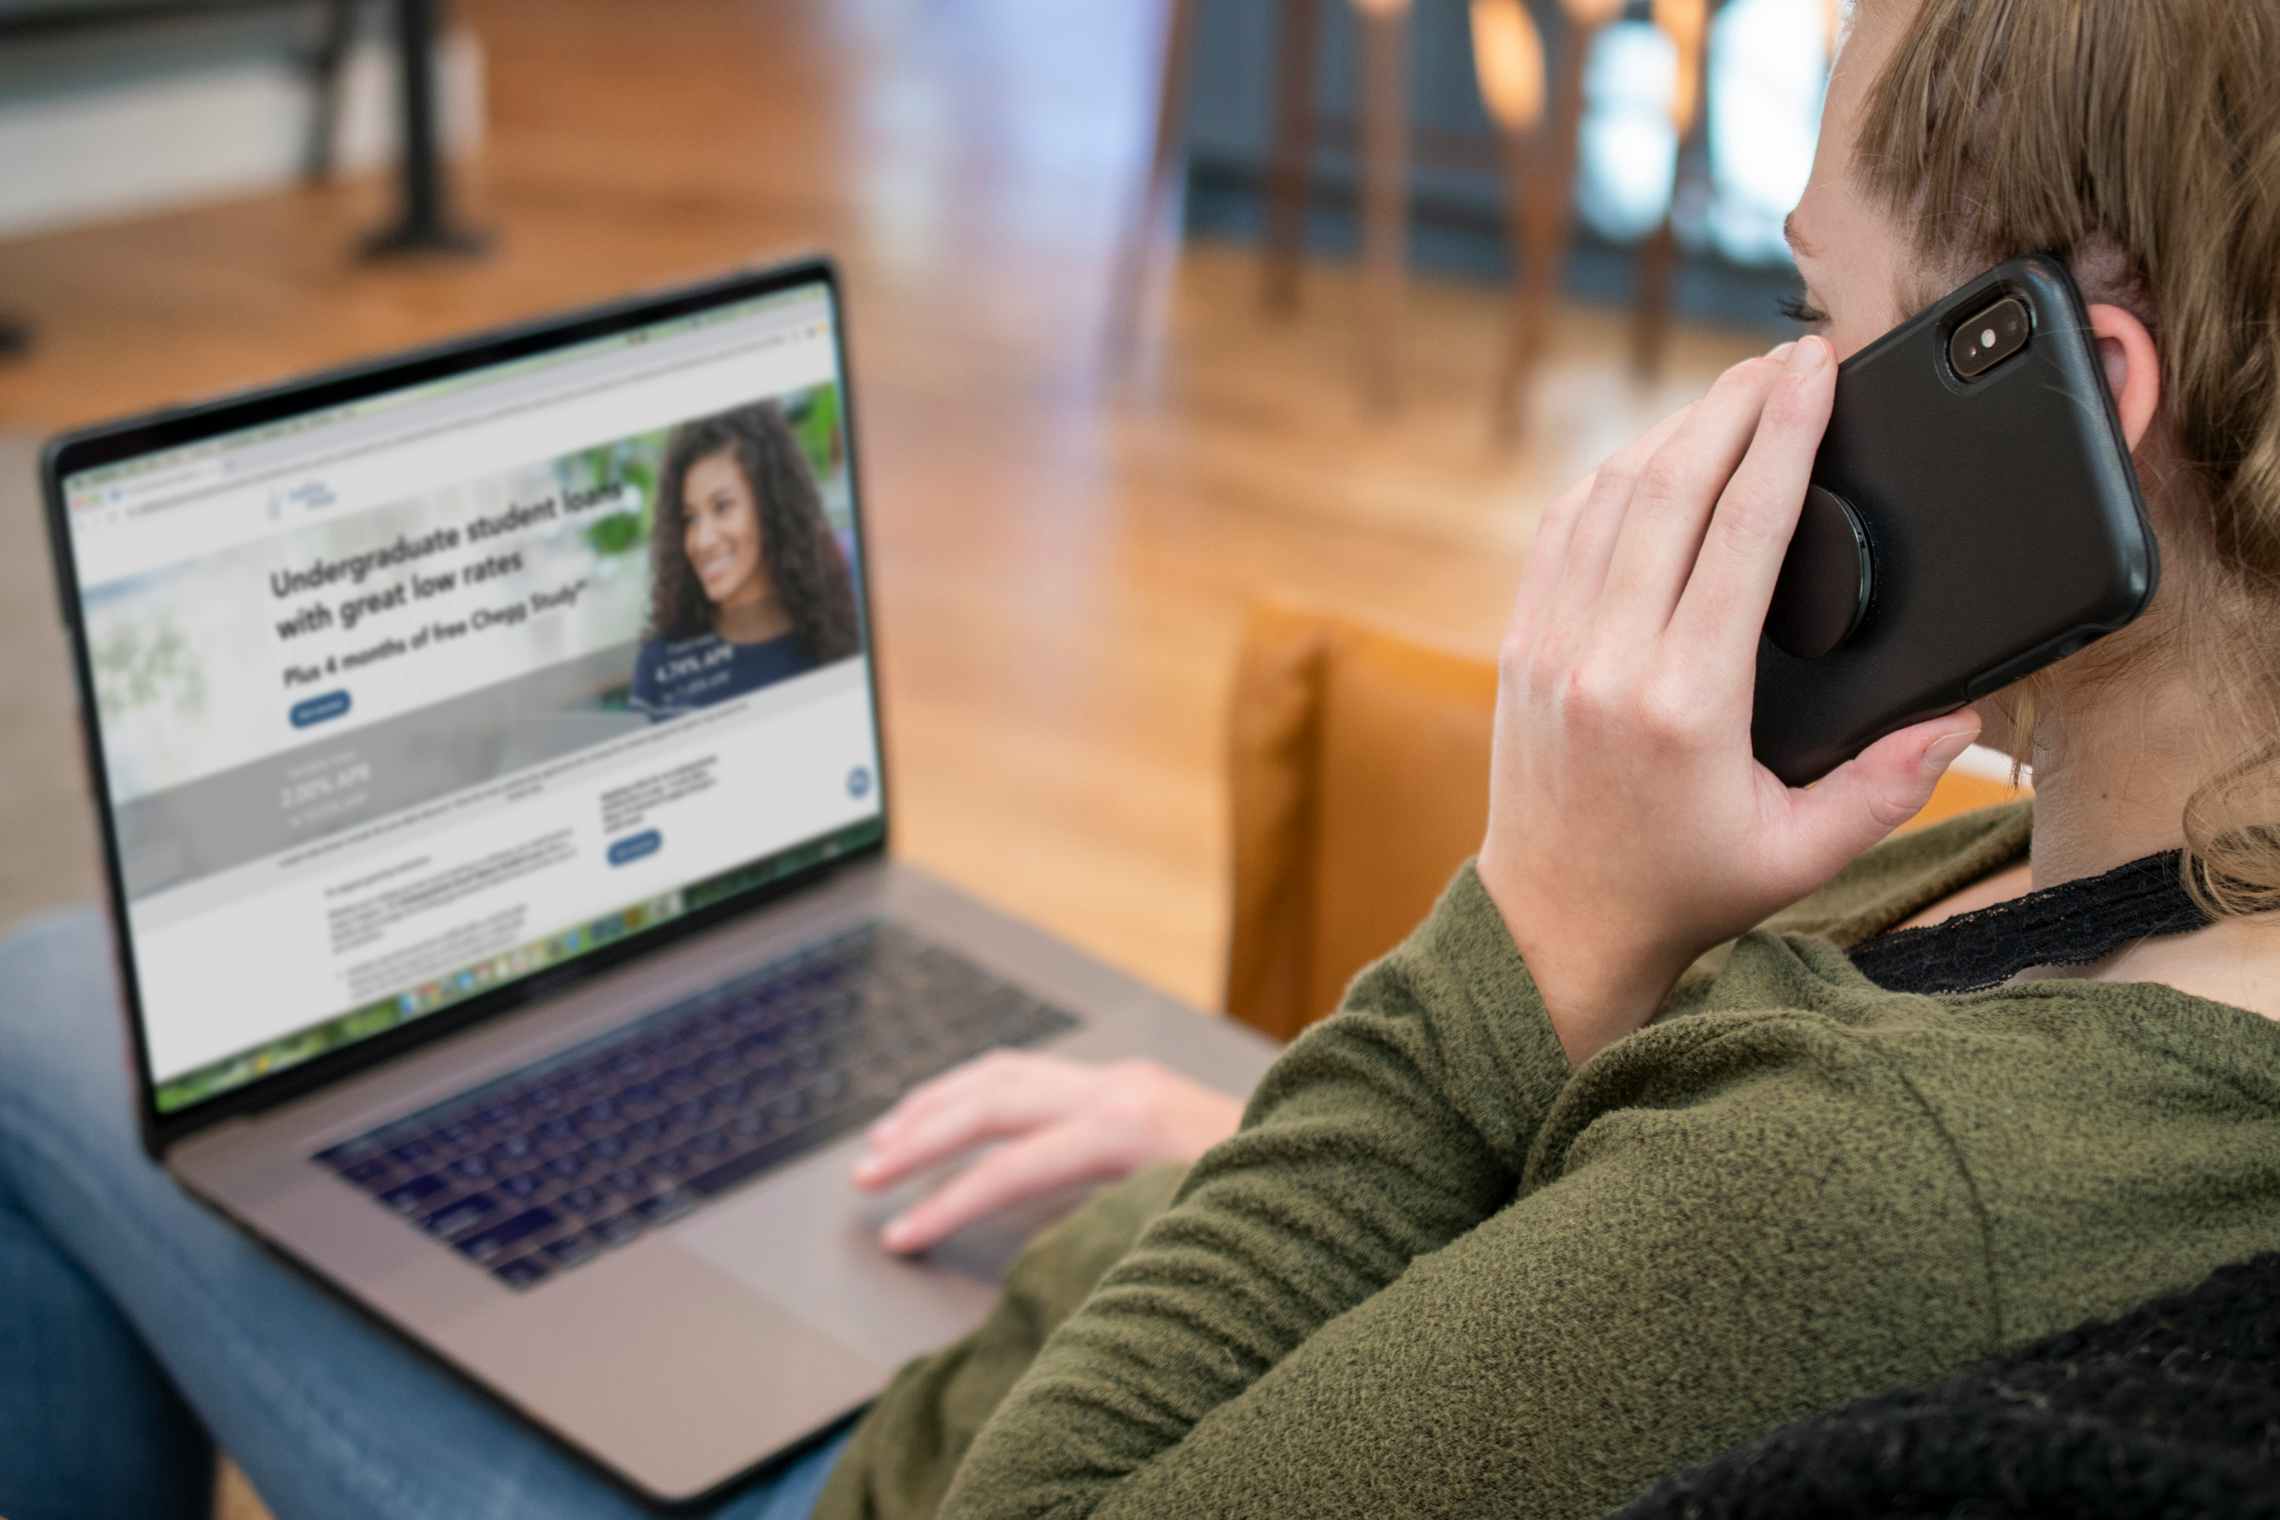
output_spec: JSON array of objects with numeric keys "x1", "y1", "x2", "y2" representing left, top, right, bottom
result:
[{"x1": 1848, "y1": 850, "x2": 2209, "y2": 996}]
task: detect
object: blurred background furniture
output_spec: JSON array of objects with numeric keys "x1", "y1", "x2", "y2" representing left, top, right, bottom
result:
[
  {"x1": 356, "y1": 0, "x2": 486, "y2": 258},
  {"x1": 1118, "y1": 0, "x2": 1799, "y2": 433},
  {"x1": 0, "y1": 0, "x2": 478, "y2": 356},
  {"x1": 1222, "y1": 600, "x2": 2025, "y2": 1043}
]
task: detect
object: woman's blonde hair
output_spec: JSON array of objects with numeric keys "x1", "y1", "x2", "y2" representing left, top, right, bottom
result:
[{"x1": 1852, "y1": 0, "x2": 2280, "y2": 917}]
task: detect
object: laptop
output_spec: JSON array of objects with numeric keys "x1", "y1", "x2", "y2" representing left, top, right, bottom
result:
[{"x1": 40, "y1": 257, "x2": 1278, "y2": 1506}]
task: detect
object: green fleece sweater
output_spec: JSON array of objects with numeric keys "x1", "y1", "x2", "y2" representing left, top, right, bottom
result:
[{"x1": 815, "y1": 805, "x2": 2280, "y2": 1519}]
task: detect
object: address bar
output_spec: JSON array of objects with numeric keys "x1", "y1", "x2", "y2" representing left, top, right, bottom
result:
[{"x1": 122, "y1": 308, "x2": 822, "y2": 520}]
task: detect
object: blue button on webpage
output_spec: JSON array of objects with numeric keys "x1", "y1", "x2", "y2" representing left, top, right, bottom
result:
[
  {"x1": 607, "y1": 829, "x2": 662, "y2": 867},
  {"x1": 290, "y1": 690, "x2": 352, "y2": 728}
]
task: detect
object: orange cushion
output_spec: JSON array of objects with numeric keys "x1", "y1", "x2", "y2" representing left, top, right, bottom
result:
[{"x1": 1222, "y1": 601, "x2": 2024, "y2": 1043}]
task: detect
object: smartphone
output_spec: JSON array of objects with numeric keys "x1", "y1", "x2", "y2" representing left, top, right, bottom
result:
[{"x1": 1752, "y1": 254, "x2": 2158, "y2": 786}]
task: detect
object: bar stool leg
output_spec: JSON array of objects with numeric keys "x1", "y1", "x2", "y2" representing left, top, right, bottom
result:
[
  {"x1": 1356, "y1": 0, "x2": 1411, "y2": 412},
  {"x1": 1261, "y1": 0, "x2": 1324, "y2": 315},
  {"x1": 360, "y1": 0, "x2": 489, "y2": 258},
  {"x1": 1105, "y1": 0, "x2": 1201, "y2": 366},
  {"x1": 1492, "y1": 16, "x2": 1593, "y2": 436},
  {"x1": 1631, "y1": 0, "x2": 1711, "y2": 379}
]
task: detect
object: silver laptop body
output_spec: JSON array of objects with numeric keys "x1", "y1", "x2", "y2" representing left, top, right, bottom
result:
[{"x1": 42, "y1": 258, "x2": 1277, "y2": 1505}]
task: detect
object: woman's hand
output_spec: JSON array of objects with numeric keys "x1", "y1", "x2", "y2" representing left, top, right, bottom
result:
[
  {"x1": 1477, "y1": 338, "x2": 1981, "y2": 1068},
  {"x1": 852, "y1": 1050, "x2": 1243, "y2": 1253}
]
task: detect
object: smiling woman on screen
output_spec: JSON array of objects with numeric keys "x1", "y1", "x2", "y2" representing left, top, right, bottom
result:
[{"x1": 631, "y1": 400, "x2": 861, "y2": 717}]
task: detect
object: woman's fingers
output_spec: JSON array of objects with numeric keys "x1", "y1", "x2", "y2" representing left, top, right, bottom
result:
[
  {"x1": 866, "y1": 1049, "x2": 1063, "y2": 1144},
  {"x1": 1514, "y1": 399, "x2": 1695, "y2": 618},
  {"x1": 1598, "y1": 353, "x2": 1789, "y2": 642},
  {"x1": 1777, "y1": 708, "x2": 1982, "y2": 886},
  {"x1": 1509, "y1": 472, "x2": 1595, "y2": 630},
  {"x1": 878, "y1": 1126, "x2": 1119, "y2": 1254},
  {"x1": 1544, "y1": 405, "x2": 1698, "y2": 633},
  {"x1": 855, "y1": 1052, "x2": 1078, "y2": 1191},
  {"x1": 1670, "y1": 337, "x2": 1837, "y2": 683}
]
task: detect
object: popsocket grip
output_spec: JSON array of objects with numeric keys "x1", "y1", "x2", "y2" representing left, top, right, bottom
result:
[{"x1": 1766, "y1": 485, "x2": 1874, "y2": 660}]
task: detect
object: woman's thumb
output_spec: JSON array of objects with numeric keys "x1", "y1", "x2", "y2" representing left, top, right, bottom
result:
[{"x1": 1790, "y1": 712, "x2": 1984, "y2": 877}]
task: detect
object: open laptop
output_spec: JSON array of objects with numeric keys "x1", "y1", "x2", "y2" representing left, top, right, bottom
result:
[{"x1": 40, "y1": 257, "x2": 1278, "y2": 1506}]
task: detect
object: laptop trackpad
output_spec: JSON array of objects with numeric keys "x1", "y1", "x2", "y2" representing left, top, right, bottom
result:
[{"x1": 673, "y1": 1145, "x2": 1090, "y2": 1370}]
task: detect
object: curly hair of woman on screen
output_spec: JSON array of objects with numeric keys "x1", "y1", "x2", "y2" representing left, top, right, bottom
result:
[{"x1": 632, "y1": 399, "x2": 861, "y2": 714}]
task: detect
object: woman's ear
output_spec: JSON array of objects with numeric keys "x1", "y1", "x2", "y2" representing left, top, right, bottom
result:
[{"x1": 2084, "y1": 302, "x2": 2162, "y2": 452}]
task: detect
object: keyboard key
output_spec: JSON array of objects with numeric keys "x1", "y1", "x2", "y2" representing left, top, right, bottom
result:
[
  {"x1": 379, "y1": 1174, "x2": 450, "y2": 1213},
  {"x1": 340, "y1": 1157, "x2": 394, "y2": 1188},
  {"x1": 683, "y1": 1132, "x2": 807, "y2": 1201},
  {"x1": 316, "y1": 1139, "x2": 383, "y2": 1170},
  {"x1": 493, "y1": 1257, "x2": 550, "y2": 1291},
  {"x1": 420, "y1": 1193, "x2": 498, "y2": 1239},
  {"x1": 498, "y1": 1172, "x2": 542, "y2": 1201},
  {"x1": 557, "y1": 1185, "x2": 602, "y2": 1215},
  {"x1": 632, "y1": 1190, "x2": 695, "y2": 1227},
  {"x1": 456, "y1": 1207, "x2": 560, "y2": 1263},
  {"x1": 590, "y1": 1214, "x2": 643, "y2": 1249},
  {"x1": 484, "y1": 1138, "x2": 534, "y2": 1169},
  {"x1": 542, "y1": 1234, "x2": 600, "y2": 1272}
]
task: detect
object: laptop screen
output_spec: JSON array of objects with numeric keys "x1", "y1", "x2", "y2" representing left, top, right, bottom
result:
[{"x1": 55, "y1": 274, "x2": 885, "y2": 1116}]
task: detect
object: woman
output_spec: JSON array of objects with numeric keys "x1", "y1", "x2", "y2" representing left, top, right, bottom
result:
[
  {"x1": 3, "y1": 1, "x2": 2277, "y2": 1516},
  {"x1": 894, "y1": 3, "x2": 2280, "y2": 1514},
  {"x1": 629, "y1": 400, "x2": 862, "y2": 717}
]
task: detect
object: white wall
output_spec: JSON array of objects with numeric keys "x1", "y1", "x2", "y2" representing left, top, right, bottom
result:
[{"x1": 0, "y1": 17, "x2": 484, "y2": 238}]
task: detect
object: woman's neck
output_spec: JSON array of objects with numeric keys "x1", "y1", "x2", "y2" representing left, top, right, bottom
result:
[
  {"x1": 1969, "y1": 668, "x2": 2280, "y2": 1019},
  {"x1": 2021, "y1": 668, "x2": 2208, "y2": 891},
  {"x1": 714, "y1": 591, "x2": 794, "y2": 646}
]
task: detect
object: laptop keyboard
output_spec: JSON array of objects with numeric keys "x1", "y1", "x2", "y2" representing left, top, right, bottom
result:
[{"x1": 314, "y1": 922, "x2": 1077, "y2": 1292}]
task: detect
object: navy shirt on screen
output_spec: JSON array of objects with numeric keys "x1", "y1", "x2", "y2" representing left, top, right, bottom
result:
[{"x1": 629, "y1": 631, "x2": 815, "y2": 717}]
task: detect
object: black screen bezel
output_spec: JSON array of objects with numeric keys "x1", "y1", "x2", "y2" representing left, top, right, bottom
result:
[{"x1": 39, "y1": 256, "x2": 893, "y2": 1159}]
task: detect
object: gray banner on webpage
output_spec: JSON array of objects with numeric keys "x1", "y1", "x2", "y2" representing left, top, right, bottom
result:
[{"x1": 114, "y1": 644, "x2": 655, "y2": 901}]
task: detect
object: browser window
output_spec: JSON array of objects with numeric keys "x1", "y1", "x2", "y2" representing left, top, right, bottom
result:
[{"x1": 61, "y1": 280, "x2": 885, "y2": 1113}]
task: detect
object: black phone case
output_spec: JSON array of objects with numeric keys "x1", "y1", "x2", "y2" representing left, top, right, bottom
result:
[{"x1": 1752, "y1": 255, "x2": 2158, "y2": 786}]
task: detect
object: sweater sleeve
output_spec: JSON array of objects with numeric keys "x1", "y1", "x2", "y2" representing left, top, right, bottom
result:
[
  {"x1": 936, "y1": 863, "x2": 1582, "y2": 1515},
  {"x1": 940, "y1": 912, "x2": 1997, "y2": 1519},
  {"x1": 813, "y1": 1164, "x2": 1190, "y2": 1520}
]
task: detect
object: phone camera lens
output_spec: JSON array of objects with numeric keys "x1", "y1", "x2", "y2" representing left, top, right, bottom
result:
[{"x1": 1951, "y1": 296, "x2": 2031, "y2": 380}]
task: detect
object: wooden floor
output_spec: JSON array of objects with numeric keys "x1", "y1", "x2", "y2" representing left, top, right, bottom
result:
[{"x1": 0, "y1": 0, "x2": 1759, "y2": 1010}]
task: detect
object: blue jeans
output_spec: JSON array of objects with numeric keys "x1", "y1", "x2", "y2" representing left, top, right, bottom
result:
[{"x1": 0, "y1": 909, "x2": 852, "y2": 1520}]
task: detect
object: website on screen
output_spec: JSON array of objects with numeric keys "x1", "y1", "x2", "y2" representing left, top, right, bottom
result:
[{"x1": 62, "y1": 286, "x2": 885, "y2": 1112}]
